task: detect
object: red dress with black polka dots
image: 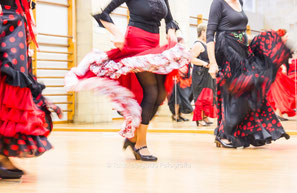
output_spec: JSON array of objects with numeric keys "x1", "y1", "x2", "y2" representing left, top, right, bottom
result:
[{"x1": 0, "y1": 1, "x2": 52, "y2": 157}]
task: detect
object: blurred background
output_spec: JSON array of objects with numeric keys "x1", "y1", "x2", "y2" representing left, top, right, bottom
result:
[{"x1": 32, "y1": 0, "x2": 296, "y2": 133}]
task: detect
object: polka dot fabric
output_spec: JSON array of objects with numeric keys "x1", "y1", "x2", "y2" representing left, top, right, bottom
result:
[
  {"x1": 214, "y1": 30, "x2": 291, "y2": 148},
  {"x1": 0, "y1": 5, "x2": 53, "y2": 157},
  {"x1": 0, "y1": 133, "x2": 52, "y2": 158}
]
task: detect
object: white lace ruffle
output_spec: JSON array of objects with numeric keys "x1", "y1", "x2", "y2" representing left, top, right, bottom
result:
[{"x1": 65, "y1": 43, "x2": 191, "y2": 138}]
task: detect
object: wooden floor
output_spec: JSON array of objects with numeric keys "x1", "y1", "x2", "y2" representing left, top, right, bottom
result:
[
  {"x1": 1, "y1": 131, "x2": 297, "y2": 193},
  {"x1": 54, "y1": 114, "x2": 297, "y2": 134}
]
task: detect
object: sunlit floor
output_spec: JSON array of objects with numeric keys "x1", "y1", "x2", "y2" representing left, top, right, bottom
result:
[{"x1": 1, "y1": 131, "x2": 297, "y2": 193}]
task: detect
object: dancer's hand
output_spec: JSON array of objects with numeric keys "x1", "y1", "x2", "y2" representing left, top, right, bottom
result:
[
  {"x1": 208, "y1": 62, "x2": 219, "y2": 79},
  {"x1": 168, "y1": 29, "x2": 177, "y2": 43},
  {"x1": 112, "y1": 34, "x2": 125, "y2": 50}
]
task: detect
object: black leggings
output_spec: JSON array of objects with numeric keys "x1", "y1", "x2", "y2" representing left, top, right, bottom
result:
[{"x1": 136, "y1": 72, "x2": 167, "y2": 125}]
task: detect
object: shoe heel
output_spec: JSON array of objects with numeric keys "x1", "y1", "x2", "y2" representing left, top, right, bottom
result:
[
  {"x1": 215, "y1": 140, "x2": 221, "y2": 148},
  {"x1": 123, "y1": 143, "x2": 129, "y2": 150},
  {"x1": 133, "y1": 152, "x2": 141, "y2": 160}
]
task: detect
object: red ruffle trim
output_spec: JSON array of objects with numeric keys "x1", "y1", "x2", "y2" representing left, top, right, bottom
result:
[
  {"x1": 0, "y1": 76, "x2": 50, "y2": 137},
  {"x1": 267, "y1": 70, "x2": 296, "y2": 117},
  {"x1": 193, "y1": 88, "x2": 217, "y2": 121}
]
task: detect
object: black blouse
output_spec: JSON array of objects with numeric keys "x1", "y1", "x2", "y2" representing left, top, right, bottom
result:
[
  {"x1": 93, "y1": 0, "x2": 179, "y2": 34},
  {"x1": 206, "y1": 0, "x2": 248, "y2": 43}
]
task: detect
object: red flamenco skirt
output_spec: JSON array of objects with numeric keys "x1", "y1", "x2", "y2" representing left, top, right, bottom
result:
[
  {"x1": 0, "y1": 76, "x2": 52, "y2": 157},
  {"x1": 288, "y1": 59, "x2": 297, "y2": 83},
  {"x1": 193, "y1": 88, "x2": 217, "y2": 121},
  {"x1": 267, "y1": 69, "x2": 296, "y2": 117},
  {"x1": 65, "y1": 26, "x2": 191, "y2": 138}
]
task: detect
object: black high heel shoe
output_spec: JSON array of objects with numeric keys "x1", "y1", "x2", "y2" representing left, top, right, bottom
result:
[
  {"x1": 123, "y1": 138, "x2": 135, "y2": 150},
  {"x1": 0, "y1": 163, "x2": 23, "y2": 179},
  {"x1": 214, "y1": 137, "x2": 235, "y2": 148},
  {"x1": 179, "y1": 116, "x2": 189, "y2": 122},
  {"x1": 172, "y1": 115, "x2": 182, "y2": 122},
  {"x1": 133, "y1": 146, "x2": 158, "y2": 162}
]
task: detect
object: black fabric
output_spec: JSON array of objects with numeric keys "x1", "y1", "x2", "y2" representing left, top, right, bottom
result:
[
  {"x1": 207, "y1": 0, "x2": 248, "y2": 43},
  {"x1": 214, "y1": 30, "x2": 291, "y2": 147},
  {"x1": 92, "y1": 0, "x2": 179, "y2": 34},
  {"x1": 135, "y1": 72, "x2": 167, "y2": 125},
  {"x1": 0, "y1": 0, "x2": 17, "y2": 7},
  {"x1": 0, "y1": 8, "x2": 33, "y2": 88},
  {"x1": 168, "y1": 82, "x2": 193, "y2": 115},
  {"x1": 192, "y1": 41, "x2": 216, "y2": 107}
]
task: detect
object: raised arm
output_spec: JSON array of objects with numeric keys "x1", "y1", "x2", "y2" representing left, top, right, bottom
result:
[
  {"x1": 93, "y1": 0, "x2": 127, "y2": 50},
  {"x1": 164, "y1": 0, "x2": 179, "y2": 42},
  {"x1": 206, "y1": 0, "x2": 222, "y2": 78}
]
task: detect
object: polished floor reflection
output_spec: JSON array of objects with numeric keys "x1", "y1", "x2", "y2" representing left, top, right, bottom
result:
[{"x1": 1, "y1": 132, "x2": 297, "y2": 193}]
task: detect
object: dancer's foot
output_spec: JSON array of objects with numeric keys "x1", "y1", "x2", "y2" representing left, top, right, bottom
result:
[
  {"x1": 196, "y1": 120, "x2": 208, "y2": 127},
  {"x1": 123, "y1": 138, "x2": 135, "y2": 150},
  {"x1": 203, "y1": 117, "x2": 213, "y2": 125},
  {"x1": 133, "y1": 146, "x2": 157, "y2": 161},
  {"x1": 277, "y1": 115, "x2": 288, "y2": 121},
  {"x1": 172, "y1": 115, "x2": 182, "y2": 122},
  {"x1": 0, "y1": 156, "x2": 24, "y2": 179},
  {"x1": 179, "y1": 116, "x2": 189, "y2": 122},
  {"x1": 214, "y1": 137, "x2": 235, "y2": 148}
]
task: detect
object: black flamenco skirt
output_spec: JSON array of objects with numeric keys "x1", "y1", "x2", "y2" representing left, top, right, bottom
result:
[
  {"x1": 214, "y1": 30, "x2": 291, "y2": 148},
  {"x1": 0, "y1": 5, "x2": 52, "y2": 157},
  {"x1": 192, "y1": 66, "x2": 217, "y2": 121},
  {"x1": 168, "y1": 80, "x2": 193, "y2": 115}
]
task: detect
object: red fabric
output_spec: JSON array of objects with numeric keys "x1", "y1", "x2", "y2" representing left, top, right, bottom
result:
[
  {"x1": 267, "y1": 69, "x2": 296, "y2": 117},
  {"x1": 193, "y1": 88, "x2": 217, "y2": 121},
  {"x1": 81, "y1": 26, "x2": 177, "y2": 104},
  {"x1": 288, "y1": 59, "x2": 296, "y2": 83},
  {"x1": 15, "y1": 0, "x2": 38, "y2": 47},
  {"x1": 0, "y1": 76, "x2": 49, "y2": 137}
]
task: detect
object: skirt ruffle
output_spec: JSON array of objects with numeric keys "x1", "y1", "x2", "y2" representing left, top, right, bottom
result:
[
  {"x1": 193, "y1": 88, "x2": 217, "y2": 121},
  {"x1": 65, "y1": 42, "x2": 191, "y2": 138},
  {"x1": 0, "y1": 76, "x2": 50, "y2": 138},
  {"x1": 0, "y1": 133, "x2": 52, "y2": 157}
]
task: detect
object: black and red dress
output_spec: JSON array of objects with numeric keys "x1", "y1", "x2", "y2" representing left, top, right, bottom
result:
[
  {"x1": 0, "y1": 0, "x2": 52, "y2": 157},
  {"x1": 192, "y1": 41, "x2": 217, "y2": 121},
  {"x1": 65, "y1": 0, "x2": 191, "y2": 138},
  {"x1": 207, "y1": 0, "x2": 291, "y2": 147}
]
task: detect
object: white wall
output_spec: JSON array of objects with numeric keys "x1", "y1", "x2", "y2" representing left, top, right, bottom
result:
[{"x1": 36, "y1": 1, "x2": 69, "y2": 122}]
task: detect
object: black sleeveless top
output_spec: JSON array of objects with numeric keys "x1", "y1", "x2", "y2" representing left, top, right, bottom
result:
[{"x1": 195, "y1": 41, "x2": 209, "y2": 63}]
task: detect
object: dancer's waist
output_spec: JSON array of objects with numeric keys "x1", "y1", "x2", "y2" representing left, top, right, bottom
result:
[
  {"x1": 128, "y1": 21, "x2": 160, "y2": 34},
  {"x1": 217, "y1": 30, "x2": 248, "y2": 46}
]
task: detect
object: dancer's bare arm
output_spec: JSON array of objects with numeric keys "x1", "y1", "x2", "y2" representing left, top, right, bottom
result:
[
  {"x1": 100, "y1": 20, "x2": 125, "y2": 50},
  {"x1": 191, "y1": 42, "x2": 209, "y2": 67},
  {"x1": 207, "y1": 42, "x2": 219, "y2": 78}
]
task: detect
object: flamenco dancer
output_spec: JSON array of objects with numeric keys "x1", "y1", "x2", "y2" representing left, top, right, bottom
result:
[
  {"x1": 207, "y1": 0, "x2": 291, "y2": 148},
  {"x1": 267, "y1": 29, "x2": 296, "y2": 121},
  {"x1": 191, "y1": 23, "x2": 217, "y2": 127},
  {"x1": 168, "y1": 37, "x2": 193, "y2": 122},
  {"x1": 0, "y1": 0, "x2": 57, "y2": 179},
  {"x1": 65, "y1": 0, "x2": 190, "y2": 161}
]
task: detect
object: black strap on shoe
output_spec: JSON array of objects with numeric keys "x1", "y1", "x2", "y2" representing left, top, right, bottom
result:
[{"x1": 135, "y1": 146, "x2": 147, "y2": 153}]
